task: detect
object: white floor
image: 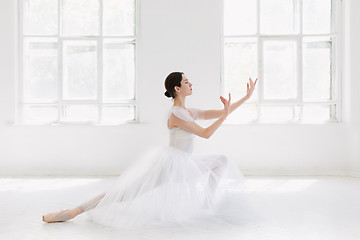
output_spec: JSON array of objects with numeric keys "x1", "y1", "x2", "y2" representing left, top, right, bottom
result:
[{"x1": 1, "y1": 176, "x2": 360, "y2": 240}]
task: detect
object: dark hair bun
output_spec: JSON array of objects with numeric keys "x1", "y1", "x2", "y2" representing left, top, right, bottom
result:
[
  {"x1": 164, "y1": 91, "x2": 171, "y2": 98},
  {"x1": 164, "y1": 72, "x2": 184, "y2": 99}
]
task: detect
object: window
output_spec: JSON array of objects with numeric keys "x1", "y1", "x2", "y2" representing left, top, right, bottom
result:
[
  {"x1": 18, "y1": 0, "x2": 137, "y2": 124},
  {"x1": 223, "y1": 0, "x2": 342, "y2": 124}
]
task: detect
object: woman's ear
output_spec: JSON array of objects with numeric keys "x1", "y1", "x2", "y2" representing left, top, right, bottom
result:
[{"x1": 174, "y1": 86, "x2": 180, "y2": 93}]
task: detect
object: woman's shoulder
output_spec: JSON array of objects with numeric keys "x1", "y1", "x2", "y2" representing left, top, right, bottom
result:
[{"x1": 168, "y1": 106, "x2": 195, "y2": 122}]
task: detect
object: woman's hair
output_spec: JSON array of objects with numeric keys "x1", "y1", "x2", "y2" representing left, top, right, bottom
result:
[{"x1": 164, "y1": 72, "x2": 184, "y2": 98}]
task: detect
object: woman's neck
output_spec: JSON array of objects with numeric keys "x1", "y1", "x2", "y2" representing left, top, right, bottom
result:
[{"x1": 173, "y1": 96, "x2": 186, "y2": 109}]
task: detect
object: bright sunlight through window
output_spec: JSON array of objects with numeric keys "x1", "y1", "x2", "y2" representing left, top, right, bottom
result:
[
  {"x1": 19, "y1": 0, "x2": 137, "y2": 125},
  {"x1": 223, "y1": 0, "x2": 342, "y2": 124}
]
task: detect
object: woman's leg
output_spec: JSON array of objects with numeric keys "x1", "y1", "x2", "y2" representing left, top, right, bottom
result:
[
  {"x1": 204, "y1": 155, "x2": 228, "y2": 207},
  {"x1": 43, "y1": 171, "x2": 166, "y2": 223},
  {"x1": 43, "y1": 192, "x2": 106, "y2": 223},
  {"x1": 78, "y1": 192, "x2": 106, "y2": 212}
]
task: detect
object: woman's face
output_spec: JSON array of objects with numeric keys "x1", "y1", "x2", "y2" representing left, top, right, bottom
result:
[{"x1": 176, "y1": 74, "x2": 192, "y2": 97}]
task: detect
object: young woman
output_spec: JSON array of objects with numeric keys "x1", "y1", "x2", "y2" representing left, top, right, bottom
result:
[{"x1": 42, "y1": 72, "x2": 258, "y2": 229}]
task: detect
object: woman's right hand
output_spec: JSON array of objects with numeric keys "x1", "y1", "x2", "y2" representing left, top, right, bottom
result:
[
  {"x1": 245, "y1": 77, "x2": 258, "y2": 99},
  {"x1": 220, "y1": 93, "x2": 231, "y2": 117}
]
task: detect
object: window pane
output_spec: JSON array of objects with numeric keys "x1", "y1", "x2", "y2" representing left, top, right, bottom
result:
[
  {"x1": 303, "y1": 0, "x2": 332, "y2": 34},
  {"x1": 259, "y1": 106, "x2": 294, "y2": 123},
  {"x1": 302, "y1": 105, "x2": 331, "y2": 123},
  {"x1": 63, "y1": 105, "x2": 98, "y2": 122},
  {"x1": 224, "y1": 0, "x2": 257, "y2": 35},
  {"x1": 103, "y1": 41, "x2": 135, "y2": 101},
  {"x1": 23, "y1": 0, "x2": 58, "y2": 35},
  {"x1": 263, "y1": 41, "x2": 297, "y2": 100},
  {"x1": 63, "y1": 41, "x2": 97, "y2": 100},
  {"x1": 303, "y1": 38, "x2": 332, "y2": 101},
  {"x1": 24, "y1": 40, "x2": 58, "y2": 101},
  {"x1": 102, "y1": 106, "x2": 135, "y2": 123},
  {"x1": 23, "y1": 105, "x2": 58, "y2": 123},
  {"x1": 260, "y1": 0, "x2": 297, "y2": 34},
  {"x1": 224, "y1": 39, "x2": 258, "y2": 101},
  {"x1": 225, "y1": 105, "x2": 258, "y2": 124},
  {"x1": 63, "y1": 0, "x2": 99, "y2": 36},
  {"x1": 103, "y1": 0, "x2": 135, "y2": 36}
]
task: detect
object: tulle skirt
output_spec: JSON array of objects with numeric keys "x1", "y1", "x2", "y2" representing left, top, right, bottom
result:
[{"x1": 85, "y1": 146, "x2": 263, "y2": 230}]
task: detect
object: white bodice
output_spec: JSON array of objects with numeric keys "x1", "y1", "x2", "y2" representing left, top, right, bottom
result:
[
  {"x1": 168, "y1": 106, "x2": 199, "y2": 153},
  {"x1": 169, "y1": 128, "x2": 195, "y2": 153}
]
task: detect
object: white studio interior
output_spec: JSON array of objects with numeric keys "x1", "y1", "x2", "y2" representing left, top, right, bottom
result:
[{"x1": 0, "y1": 0, "x2": 359, "y2": 239}]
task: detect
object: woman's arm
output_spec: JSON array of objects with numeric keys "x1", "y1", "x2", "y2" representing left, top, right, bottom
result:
[
  {"x1": 201, "y1": 78, "x2": 258, "y2": 120},
  {"x1": 168, "y1": 114, "x2": 226, "y2": 139},
  {"x1": 201, "y1": 95, "x2": 248, "y2": 119},
  {"x1": 168, "y1": 95, "x2": 231, "y2": 139}
]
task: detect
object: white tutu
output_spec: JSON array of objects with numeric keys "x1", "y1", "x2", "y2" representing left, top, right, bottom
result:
[{"x1": 82, "y1": 106, "x2": 263, "y2": 230}]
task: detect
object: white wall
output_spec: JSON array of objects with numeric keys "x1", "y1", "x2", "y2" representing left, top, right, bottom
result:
[
  {"x1": 0, "y1": 0, "x2": 358, "y2": 176},
  {"x1": 346, "y1": 0, "x2": 360, "y2": 176}
]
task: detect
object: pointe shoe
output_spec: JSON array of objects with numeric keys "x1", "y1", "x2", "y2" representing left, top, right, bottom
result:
[{"x1": 42, "y1": 209, "x2": 71, "y2": 223}]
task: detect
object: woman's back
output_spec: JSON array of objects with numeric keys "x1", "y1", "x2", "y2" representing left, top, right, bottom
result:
[{"x1": 168, "y1": 106, "x2": 196, "y2": 153}]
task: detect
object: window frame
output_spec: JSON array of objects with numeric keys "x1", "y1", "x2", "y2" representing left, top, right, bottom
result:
[
  {"x1": 17, "y1": 0, "x2": 139, "y2": 125},
  {"x1": 221, "y1": 0, "x2": 343, "y2": 124}
]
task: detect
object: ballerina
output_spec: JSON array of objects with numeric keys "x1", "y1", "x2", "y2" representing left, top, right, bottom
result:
[{"x1": 42, "y1": 72, "x2": 258, "y2": 229}]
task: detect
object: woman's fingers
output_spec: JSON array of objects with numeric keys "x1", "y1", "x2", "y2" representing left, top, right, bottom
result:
[
  {"x1": 246, "y1": 77, "x2": 258, "y2": 97},
  {"x1": 220, "y1": 95, "x2": 231, "y2": 107},
  {"x1": 220, "y1": 96, "x2": 225, "y2": 103},
  {"x1": 220, "y1": 96, "x2": 227, "y2": 105}
]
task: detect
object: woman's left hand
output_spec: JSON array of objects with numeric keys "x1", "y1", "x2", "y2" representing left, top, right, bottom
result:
[
  {"x1": 220, "y1": 93, "x2": 231, "y2": 117},
  {"x1": 245, "y1": 77, "x2": 258, "y2": 99}
]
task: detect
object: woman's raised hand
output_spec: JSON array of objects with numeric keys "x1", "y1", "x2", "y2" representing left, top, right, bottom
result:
[
  {"x1": 246, "y1": 77, "x2": 258, "y2": 99},
  {"x1": 220, "y1": 93, "x2": 231, "y2": 117}
]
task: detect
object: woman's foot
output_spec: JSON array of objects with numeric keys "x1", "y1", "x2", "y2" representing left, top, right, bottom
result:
[{"x1": 42, "y1": 207, "x2": 83, "y2": 223}]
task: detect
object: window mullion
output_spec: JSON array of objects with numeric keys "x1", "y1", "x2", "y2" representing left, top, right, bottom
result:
[
  {"x1": 298, "y1": 0, "x2": 303, "y2": 120},
  {"x1": 258, "y1": 37, "x2": 263, "y2": 122},
  {"x1": 256, "y1": 0, "x2": 261, "y2": 121},
  {"x1": 18, "y1": 0, "x2": 24, "y2": 124},
  {"x1": 335, "y1": 0, "x2": 342, "y2": 121},
  {"x1": 134, "y1": 0, "x2": 138, "y2": 122},
  {"x1": 259, "y1": 100, "x2": 338, "y2": 105},
  {"x1": 58, "y1": 0, "x2": 62, "y2": 34},
  {"x1": 294, "y1": 0, "x2": 299, "y2": 34},
  {"x1": 98, "y1": 0, "x2": 103, "y2": 124},
  {"x1": 220, "y1": 0, "x2": 225, "y2": 100},
  {"x1": 331, "y1": 37, "x2": 336, "y2": 117},
  {"x1": 298, "y1": 35, "x2": 304, "y2": 121},
  {"x1": 58, "y1": 0, "x2": 61, "y2": 123},
  {"x1": 256, "y1": 0, "x2": 260, "y2": 34},
  {"x1": 58, "y1": 38, "x2": 63, "y2": 123},
  {"x1": 331, "y1": 0, "x2": 337, "y2": 33}
]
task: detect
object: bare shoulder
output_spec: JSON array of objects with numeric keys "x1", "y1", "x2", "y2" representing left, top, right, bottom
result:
[
  {"x1": 167, "y1": 112, "x2": 191, "y2": 128},
  {"x1": 167, "y1": 113, "x2": 177, "y2": 129}
]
